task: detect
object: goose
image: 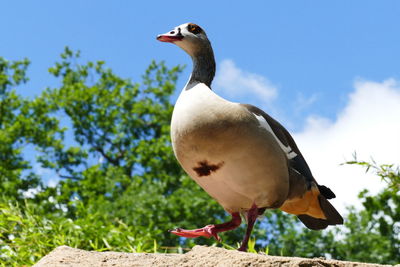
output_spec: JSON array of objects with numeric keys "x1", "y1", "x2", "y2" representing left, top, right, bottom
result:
[{"x1": 157, "y1": 23, "x2": 343, "y2": 252}]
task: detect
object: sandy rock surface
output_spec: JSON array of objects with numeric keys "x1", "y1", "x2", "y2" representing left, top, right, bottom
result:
[{"x1": 34, "y1": 245, "x2": 397, "y2": 267}]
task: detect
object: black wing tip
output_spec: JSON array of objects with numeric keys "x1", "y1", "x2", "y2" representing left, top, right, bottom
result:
[
  {"x1": 297, "y1": 215, "x2": 329, "y2": 230},
  {"x1": 297, "y1": 214, "x2": 343, "y2": 230},
  {"x1": 318, "y1": 185, "x2": 336, "y2": 199}
]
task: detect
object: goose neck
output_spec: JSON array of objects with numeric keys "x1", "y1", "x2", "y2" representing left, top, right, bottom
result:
[{"x1": 187, "y1": 46, "x2": 216, "y2": 89}]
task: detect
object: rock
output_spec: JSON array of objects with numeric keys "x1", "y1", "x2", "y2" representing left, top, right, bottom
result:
[{"x1": 33, "y1": 245, "x2": 397, "y2": 267}]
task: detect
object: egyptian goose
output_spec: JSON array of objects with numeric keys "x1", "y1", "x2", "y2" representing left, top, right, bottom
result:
[{"x1": 157, "y1": 23, "x2": 343, "y2": 252}]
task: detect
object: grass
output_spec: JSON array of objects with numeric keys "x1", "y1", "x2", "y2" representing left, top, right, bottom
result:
[
  {"x1": 220, "y1": 239, "x2": 272, "y2": 255},
  {"x1": 0, "y1": 201, "x2": 157, "y2": 266}
]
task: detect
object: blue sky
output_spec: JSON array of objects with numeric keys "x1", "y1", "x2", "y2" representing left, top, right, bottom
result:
[{"x1": 2, "y1": 1, "x2": 400, "y2": 211}]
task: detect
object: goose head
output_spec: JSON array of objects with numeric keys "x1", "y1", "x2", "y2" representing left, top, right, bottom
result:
[
  {"x1": 157, "y1": 23, "x2": 210, "y2": 57},
  {"x1": 157, "y1": 23, "x2": 216, "y2": 87}
]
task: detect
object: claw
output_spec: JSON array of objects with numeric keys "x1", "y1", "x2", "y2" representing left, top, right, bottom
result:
[
  {"x1": 170, "y1": 225, "x2": 221, "y2": 241},
  {"x1": 169, "y1": 212, "x2": 242, "y2": 242}
]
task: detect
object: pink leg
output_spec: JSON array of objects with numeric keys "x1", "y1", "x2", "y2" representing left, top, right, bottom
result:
[
  {"x1": 238, "y1": 203, "x2": 259, "y2": 252},
  {"x1": 170, "y1": 212, "x2": 242, "y2": 241}
]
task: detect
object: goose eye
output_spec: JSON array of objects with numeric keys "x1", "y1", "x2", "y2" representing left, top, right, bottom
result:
[{"x1": 187, "y1": 23, "x2": 202, "y2": 34}]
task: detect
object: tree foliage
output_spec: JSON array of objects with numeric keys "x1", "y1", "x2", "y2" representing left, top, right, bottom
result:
[
  {"x1": 332, "y1": 160, "x2": 400, "y2": 264},
  {"x1": 0, "y1": 57, "x2": 39, "y2": 200}
]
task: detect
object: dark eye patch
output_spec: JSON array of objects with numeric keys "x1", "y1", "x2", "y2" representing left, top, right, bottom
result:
[{"x1": 187, "y1": 23, "x2": 203, "y2": 34}]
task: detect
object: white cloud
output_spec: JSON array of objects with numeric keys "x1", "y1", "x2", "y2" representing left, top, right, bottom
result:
[
  {"x1": 214, "y1": 59, "x2": 278, "y2": 104},
  {"x1": 294, "y1": 78, "x2": 400, "y2": 213}
]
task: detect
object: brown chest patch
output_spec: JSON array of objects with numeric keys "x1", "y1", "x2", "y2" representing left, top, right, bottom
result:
[{"x1": 193, "y1": 160, "x2": 225, "y2": 177}]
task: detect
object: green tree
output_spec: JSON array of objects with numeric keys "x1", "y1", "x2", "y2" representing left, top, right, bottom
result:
[
  {"x1": 0, "y1": 57, "x2": 63, "y2": 202},
  {"x1": 330, "y1": 160, "x2": 400, "y2": 264},
  {"x1": 0, "y1": 57, "x2": 37, "y2": 200}
]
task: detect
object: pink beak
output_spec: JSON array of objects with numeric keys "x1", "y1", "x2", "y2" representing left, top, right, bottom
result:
[{"x1": 156, "y1": 31, "x2": 183, "y2": 43}]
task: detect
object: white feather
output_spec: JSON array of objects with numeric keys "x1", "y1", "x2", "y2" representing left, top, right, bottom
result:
[{"x1": 253, "y1": 114, "x2": 297, "y2": 160}]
